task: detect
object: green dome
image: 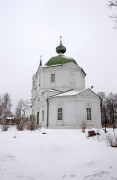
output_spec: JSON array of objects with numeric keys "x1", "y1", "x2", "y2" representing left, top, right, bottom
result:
[
  {"x1": 45, "y1": 55, "x2": 77, "y2": 66},
  {"x1": 45, "y1": 37, "x2": 78, "y2": 66},
  {"x1": 56, "y1": 44, "x2": 66, "y2": 54}
]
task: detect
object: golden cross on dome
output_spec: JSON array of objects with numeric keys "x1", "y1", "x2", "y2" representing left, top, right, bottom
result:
[
  {"x1": 60, "y1": 36, "x2": 62, "y2": 44},
  {"x1": 40, "y1": 55, "x2": 42, "y2": 60}
]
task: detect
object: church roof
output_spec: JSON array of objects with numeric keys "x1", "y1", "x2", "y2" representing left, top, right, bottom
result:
[
  {"x1": 47, "y1": 89, "x2": 101, "y2": 99},
  {"x1": 45, "y1": 55, "x2": 77, "y2": 66},
  {"x1": 45, "y1": 37, "x2": 78, "y2": 66},
  {"x1": 55, "y1": 90, "x2": 79, "y2": 96}
]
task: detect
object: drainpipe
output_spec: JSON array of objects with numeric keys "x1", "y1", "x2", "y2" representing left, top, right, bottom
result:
[{"x1": 46, "y1": 98, "x2": 49, "y2": 128}]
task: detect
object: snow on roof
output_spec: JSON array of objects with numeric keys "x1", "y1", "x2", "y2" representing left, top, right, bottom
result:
[
  {"x1": 56, "y1": 90, "x2": 79, "y2": 97},
  {"x1": 48, "y1": 88, "x2": 99, "y2": 99},
  {"x1": 42, "y1": 64, "x2": 62, "y2": 68}
]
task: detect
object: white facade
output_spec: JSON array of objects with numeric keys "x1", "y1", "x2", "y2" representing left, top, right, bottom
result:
[
  {"x1": 23, "y1": 43, "x2": 101, "y2": 129},
  {"x1": 48, "y1": 89, "x2": 101, "y2": 128}
]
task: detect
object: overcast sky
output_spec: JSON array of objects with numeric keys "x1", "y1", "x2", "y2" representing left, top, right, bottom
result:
[{"x1": 0, "y1": 0, "x2": 117, "y2": 113}]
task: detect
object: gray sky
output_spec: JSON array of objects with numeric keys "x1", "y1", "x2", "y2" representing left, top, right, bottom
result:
[{"x1": 0, "y1": 0, "x2": 117, "y2": 113}]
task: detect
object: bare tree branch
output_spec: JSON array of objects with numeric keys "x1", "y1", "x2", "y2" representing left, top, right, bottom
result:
[
  {"x1": 108, "y1": 0, "x2": 117, "y2": 7},
  {"x1": 108, "y1": 1, "x2": 117, "y2": 28}
]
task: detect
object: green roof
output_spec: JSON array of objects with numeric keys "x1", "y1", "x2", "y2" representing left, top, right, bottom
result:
[
  {"x1": 45, "y1": 55, "x2": 78, "y2": 66},
  {"x1": 45, "y1": 38, "x2": 78, "y2": 66}
]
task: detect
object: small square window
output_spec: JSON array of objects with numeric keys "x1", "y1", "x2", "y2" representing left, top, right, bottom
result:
[{"x1": 51, "y1": 74, "x2": 55, "y2": 83}]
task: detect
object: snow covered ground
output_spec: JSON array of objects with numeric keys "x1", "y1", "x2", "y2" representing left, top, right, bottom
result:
[{"x1": 0, "y1": 127, "x2": 117, "y2": 180}]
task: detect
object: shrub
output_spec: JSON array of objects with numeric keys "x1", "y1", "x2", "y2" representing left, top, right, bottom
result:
[
  {"x1": 17, "y1": 119, "x2": 25, "y2": 131},
  {"x1": 104, "y1": 131, "x2": 117, "y2": 147},
  {"x1": 1, "y1": 119, "x2": 9, "y2": 131},
  {"x1": 27, "y1": 119, "x2": 36, "y2": 131},
  {"x1": 80, "y1": 120, "x2": 87, "y2": 133},
  {"x1": 2, "y1": 124, "x2": 9, "y2": 131}
]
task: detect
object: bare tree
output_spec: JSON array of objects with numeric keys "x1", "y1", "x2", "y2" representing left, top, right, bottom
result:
[
  {"x1": 98, "y1": 91, "x2": 117, "y2": 126},
  {"x1": 2, "y1": 93, "x2": 12, "y2": 118},
  {"x1": 15, "y1": 99, "x2": 25, "y2": 119},
  {"x1": 106, "y1": 93, "x2": 117, "y2": 124},
  {"x1": 98, "y1": 92, "x2": 107, "y2": 124},
  {"x1": 108, "y1": 0, "x2": 117, "y2": 27},
  {"x1": 108, "y1": 0, "x2": 117, "y2": 7},
  {"x1": 15, "y1": 99, "x2": 29, "y2": 119},
  {"x1": 0, "y1": 96, "x2": 3, "y2": 118}
]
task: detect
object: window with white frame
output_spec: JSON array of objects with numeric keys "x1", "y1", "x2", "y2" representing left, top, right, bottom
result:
[
  {"x1": 86, "y1": 108, "x2": 91, "y2": 120},
  {"x1": 57, "y1": 108, "x2": 63, "y2": 120},
  {"x1": 42, "y1": 110, "x2": 44, "y2": 121},
  {"x1": 51, "y1": 74, "x2": 55, "y2": 83}
]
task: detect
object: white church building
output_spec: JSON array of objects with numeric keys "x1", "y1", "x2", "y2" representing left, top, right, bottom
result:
[{"x1": 23, "y1": 38, "x2": 101, "y2": 128}]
